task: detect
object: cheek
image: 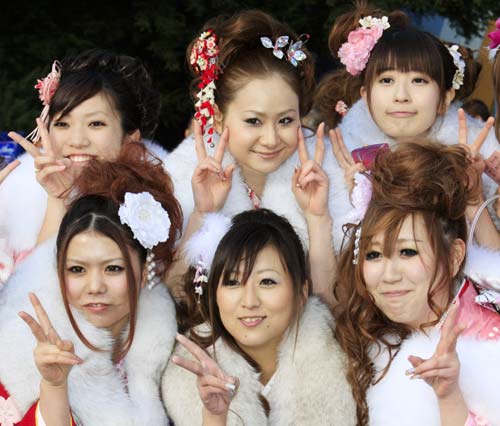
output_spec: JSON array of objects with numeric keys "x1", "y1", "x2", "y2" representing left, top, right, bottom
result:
[{"x1": 64, "y1": 279, "x2": 82, "y2": 306}]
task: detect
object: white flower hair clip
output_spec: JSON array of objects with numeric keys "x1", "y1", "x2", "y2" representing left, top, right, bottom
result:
[
  {"x1": 118, "y1": 191, "x2": 171, "y2": 289},
  {"x1": 446, "y1": 45, "x2": 466, "y2": 90}
]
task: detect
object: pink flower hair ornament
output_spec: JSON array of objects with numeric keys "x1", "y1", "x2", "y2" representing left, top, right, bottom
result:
[
  {"x1": 335, "y1": 100, "x2": 349, "y2": 117},
  {"x1": 487, "y1": 18, "x2": 500, "y2": 49},
  {"x1": 190, "y1": 30, "x2": 220, "y2": 148},
  {"x1": 338, "y1": 16, "x2": 390, "y2": 76},
  {"x1": 26, "y1": 60, "x2": 62, "y2": 143}
]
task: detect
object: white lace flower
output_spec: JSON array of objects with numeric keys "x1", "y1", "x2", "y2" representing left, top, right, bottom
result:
[
  {"x1": 446, "y1": 45, "x2": 465, "y2": 90},
  {"x1": 359, "y1": 16, "x2": 390, "y2": 30},
  {"x1": 118, "y1": 192, "x2": 171, "y2": 249}
]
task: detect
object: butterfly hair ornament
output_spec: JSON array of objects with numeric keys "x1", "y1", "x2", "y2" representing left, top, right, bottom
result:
[
  {"x1": 260, "y1": 34, "x2": 309, "y2": 67},
  {"x1": 26, "y1": 60, "x2": 62, "y2": 143},
  {"x1": 190, "y1": 29, "x2": 220, "y2": 148}
]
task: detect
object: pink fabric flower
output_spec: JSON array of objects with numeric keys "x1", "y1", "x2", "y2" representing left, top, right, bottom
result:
[
  {"x1": 348, "y1": 172, "x2": 373, "y2": 223},
  {"x1": 487, "y1": 18, "x2": 500, "y2": 49},
  {"x1": 0, "y1": 395, "x2": 22, "y2": 426},
  {"x1": 338, "y1": 20, "x2": 387, "y2": 75},
  {"x1": 465, "y1": 411, "x2": 491, "y2": 426},
  {"x1": 34, "y1": 60, "x2": 61, "y2": 106}
]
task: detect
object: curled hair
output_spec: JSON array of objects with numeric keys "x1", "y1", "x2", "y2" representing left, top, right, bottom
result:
[
  {"x1": 315, "y1": 2, "x2": 475, "y2": 127},
  {"x1": 333, "y1": 140, "x2": 480, "y2": 425},
  {"x1": 57, "y1": 143, "x2": 182, "y2": 358},
  {"x1": 187, "y1": 10, "x2": 315, "y2": 116},
  {"x1": 49, "y1": 49, "x2": 161, "y2": 138}
]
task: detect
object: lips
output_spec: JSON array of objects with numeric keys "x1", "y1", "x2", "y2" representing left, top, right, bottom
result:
[
  {"x1": 382, "y1": 290, "x2": 410, "y2": 298},
  {"x1": 238, "y1": 316, "x2": 266, "y2": 327},
  {"x1": 66, "y1": 154, "x2": 96, "y2": 164},
  {"x1": 387, "y1": 111, "x2": 417, "y2": 118},
  {"x1": 83, "y1": 302, "x2": 110, "y2": 313},
  {"x1": 253, "y1": 148, "x2": 284, "y2": 159}
]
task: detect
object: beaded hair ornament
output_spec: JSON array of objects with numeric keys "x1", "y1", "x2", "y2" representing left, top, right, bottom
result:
[
  {"x1": 118, "y1": 191, "x2": 172, "y2": 290},
  {"x1": 348, "y1": 173, "x2": 373, "y2": 265},
  {"x1": 26, "y1": 60, "x2": 62, "y2": 143},
  {"x1": 190, "y1": 30, "x2": 220, "y2": 148},
  {"x1": 260, "y1": 34, "x2": 309, "y2": 67}
]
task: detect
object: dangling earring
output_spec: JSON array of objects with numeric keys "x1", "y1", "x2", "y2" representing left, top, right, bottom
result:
[{"x1": 146, "y1": 250, "x2": 159, "y2": 290}]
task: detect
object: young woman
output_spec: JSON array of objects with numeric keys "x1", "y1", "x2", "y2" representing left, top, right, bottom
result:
[
  {"x1": 163, "y1": 10, "x2": 339, "y2": 303},
  {"x1": 0, "y1": 151, "x2": 182, "y2": 425},
  {"x1": 0, "y1": 49, "x2": 166, "y2": 284},
  {"x1": 162, "y1": 208, "x2": 356, "y2": 425},
  {"x1": 315, "y1": 4, "x2": 500, "y2": 251},
  {"x1": 333, "y1": 141, "x2": 500, "y2": 426}
]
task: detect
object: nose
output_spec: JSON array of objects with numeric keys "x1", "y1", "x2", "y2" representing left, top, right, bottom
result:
[
  {"x1": 69, "y1": 124, "x2": 91, "y2": 149},
  {"x1": 381, "y1": 258, "x2": 402, "y2": 284},
  {"x1": 261, "y1": 123, "x2": 280, "y2": 149},
  {"x1": 393, "y1": 80, "x2": 410, "y2": 103},
  {"x1": 241, "y1": 283, "x2": 260, "y2": 309},
  {"x1": 87, "y1": 270, "x2": 107, "y2": 295}
]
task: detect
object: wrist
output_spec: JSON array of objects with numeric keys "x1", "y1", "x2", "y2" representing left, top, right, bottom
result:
[
  {"x1": 40, "y1": 378, "x2": 68, "y2": 391},
  {"x1": 202, "y1": 407, "x2": 228, "y2": 426}
]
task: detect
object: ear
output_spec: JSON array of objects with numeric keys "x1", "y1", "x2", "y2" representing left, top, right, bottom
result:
[
  {"x1": 213, "y1": 104, "x2": 224, "y2": 134},
  {"x1": 449, "y1": 238, "x2": 466, "y2": 278},
  {"x1": 124, "y1": 129, "x2": 142, "y2": 144},
  {"x1": 360, "y1": 86, "x2": 367, "y2": 100},
  {"x1": 300, "y1": 280, "x2": 309, "y2": 306},
  {"x1": 140, "y1": 266, "x2": 148, "y2": 290},
  {"x1": 439, "y1": 88, "x2": 455, "y2": 114}
]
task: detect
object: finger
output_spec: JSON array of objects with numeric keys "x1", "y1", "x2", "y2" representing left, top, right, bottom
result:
[
  {"x1": 335, "y1": 128, "x2": 353, "y2": 165},
  {"x1": 416, "y1": 367, "x2": 457, "y2": 380},
  {"x1": 194, "y1": 120, "x2": 207, "y2": 161},
  {"x1": 199, "y1": 385, "x2": 229, "y2": 399},
  {"x1": 28, "y1": 293, "x2": 56, "y2": 335},
  {"x1": 298, "y1": 171, "x2": 325, "y2": 188},
  {"x1": 214, "y1": 127, "x2": 228, "y2": 163},
  {"x1": 198, "y1": 374, "x2": 235, "y2": 391},
  {"x1": 193, "y1": 161, "x2": 221, "y2": 177},
  {"x1": 37, "y1": 352, "x2": 81, "y2": 366},
  {"x1": 0, "y1": 159, "x2": 20, "y2": 183},
  {"x1": 7, "y1": 131, "x2": 40, "y2": 158},
  {"x1": 471, "y1": 117, "x2": 494, "y2": 154},
  {"x1": 298, "y1": 161, "x2": 325, "y2": 183},
  {"x1": 439, "y1": 303, "x2": 460, "y2": 349},
  {"x1": 18, "y1": 311, "x2": 48, "y2": 343},
  {"x1": 36, "y1": 165, "x2": 67, "y2": 182},
  {"x1": 222, "y1": 163, "x2": 235, "y2": 184},
  {"x1": 297, "y1": 127, "x2": 309, "y2": 165},
  {"x1": 171, "y1": 355, "x2": 204, "y2": 376},
  {"x1": 329, "y1": 129, "x2": 348, "y2": 168},
  {"x1": 47, "y1": 324, "x2": 62, "y2": 346},
  {"x1": 175, "y1": 334, "x2": 214, "y2": 365},
  {"x1": 314, "y1": 122, "x2": 325, "y2": 165},
  {"x1": 458, "y1": 108, "x2": 467, "y2": 146},
  {"x1": 36, "y1": 118, "x2": 55, "y2": 157},
  {"x1": 292, "y1": 166, "x2": 300, "y2": 188}
]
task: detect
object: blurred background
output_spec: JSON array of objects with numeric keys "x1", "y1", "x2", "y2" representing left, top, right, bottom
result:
[{"x1": 1, "y1": 0, "x2": 499, "y2": 153}]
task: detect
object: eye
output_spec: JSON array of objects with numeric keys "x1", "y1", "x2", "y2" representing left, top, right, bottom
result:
[
  {"x1": 53, "y1": 121, "x2": 69, "y2": 128},
  {"x1": 105, "y1": 264, "x2": 125, "y2": 273},
  {"x1": 378, "y1": 77, "x2": 393, "y2": 84},
  {"x1": 365, "y1": 251, "x2": 382, "y2": 261},
  {"x1": 223, "y1": 278, "x2": 241, "y2": 287},
  {"x1": 400, "y1": 248, "x2": 418, "y2": 257},
  {"x1": 89, "y1": 121, "x2": 106, "y2": 127},
  {"x1": 67, "y1": 265, "x2": 85, "y2": 273},
  {"x1": 260, "y1": 278, "x2": 278, "y2": 286},
  {"x1": 412, "y1": 77, "x2": 428, "y2": 84},
  {"x1": 279, "y1": 116, "x2": 294, "y2": 125},
  {"x1": 244, "y1": 118, "x2": 261, "y2": 126}
]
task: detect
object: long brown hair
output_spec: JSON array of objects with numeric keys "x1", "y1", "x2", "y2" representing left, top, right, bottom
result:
[
  {"x1": 57, "y1": 143, "x2": 182, "y2": 360},
  {"x1": 493, "y1": 49, "x2": 500, "y2": 142},
  {"x1": 334, "y1": 140, "x2": 481, "y2": 426}
]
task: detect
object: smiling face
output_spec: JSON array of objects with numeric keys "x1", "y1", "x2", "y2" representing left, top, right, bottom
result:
[
  {"x1": 64, "y1": 230, "x2": 143, "y2": 337},
  {"x1": 362, "y1": 70, "x2": 453, "y2": 142},
  {"x1": 216, "y1": 73, "x2": 300, "y2": 185},
  {"x1": 49, "y1": 92, "x2": 127, "y2": 168},
  {"x1": 216, "y1": 245, "x2": 297, "y2": 360},
  {"x1": 362, "y1": 214, "x2": 450, "y2": 328}
]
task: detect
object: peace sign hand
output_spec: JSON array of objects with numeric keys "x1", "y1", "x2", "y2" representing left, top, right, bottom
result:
[
  {"x1": 329, "y1": 127, "x2": 366, "y2": 196},
  {"x1": 192, "y1": 121, "x2": 235, "y2": 214},
  {"x1": 406, "y1": 303, "x2": 465, "y2": 400},
  {"x1": 19, "y1": 293, "x2": 82, "y2": 387},
  {"x1": 292, "y1": 123, "x2": 330, "y2": 217},
  {"x1": 0, "y1": 159, "x2": 20, "y2": 185},
  {"x1": 8, "y1": 119, "x2": 74, "y2": 198},
  {"x1": 172, "y1": 334, "x2": 238, "y2": 416}
]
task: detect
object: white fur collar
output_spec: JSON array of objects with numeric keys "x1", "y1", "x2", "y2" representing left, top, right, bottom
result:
[
  {"x1": 368, "y1": 329, "x2": 500, "y2": 425},
  {"x1": 0, "y1": 237, "x2": 176, "y2": 426},
  {"x1": 0, "y1": 140, "x2": 169, "y2": 256},
  {"x1": 162, "y1": 297, "x2": 356, "y2": 426},
  {"x1": 465, "y1": 244, "x2": 500, "y2": 291}
]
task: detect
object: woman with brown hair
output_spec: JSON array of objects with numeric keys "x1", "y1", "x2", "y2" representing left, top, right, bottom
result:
[
  {"x1": 333, "y1": 140, "x2": 500, "y2": 426},
  {"x1": 162, "y1": 208, "x2": 356, "y2": 426},
  {"x1": 0, "y1": 146, "x2": 182, "y2": 425}
]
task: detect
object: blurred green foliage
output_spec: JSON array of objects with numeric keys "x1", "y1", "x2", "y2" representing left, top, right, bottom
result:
[{"x1": 1, "y1": 0, "x2": 498, "y2": 149}]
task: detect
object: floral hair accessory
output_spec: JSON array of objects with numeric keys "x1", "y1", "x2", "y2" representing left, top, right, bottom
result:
[
  {"x1": 335, "y1": 100, "x2": 349, "y2": 117},
  {"x1": 260, "y1": 34, "x2": 309, "y2": 67},
  {"x1": 338, "y1": 16, "x2": 390, "y2": 76},
  {"x1": 347, "y1": 172, "x2": 373, "y2": 265},
  {"x1": 446, "y1": 45, "x2": 466, "y2": 90},
  {"x1": 488, "y1": 18, "x2": 500, "y2": 49},
  {"x1": 194, "y1": 260, "x2": 209, "y2": 300},
  {"x1": 190, "y1": 30, "x2": 220, "y2": 148},
  {"x1": 26, "y1": 60, "x2": 62, "y2": 143},
  {"x1": 118, "y1": 192, "x2": 171, "y2": 250}
]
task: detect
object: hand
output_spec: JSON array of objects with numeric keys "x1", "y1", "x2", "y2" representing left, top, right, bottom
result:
[
  {"x1": 329, "y1": 127, "x2": 366, "y2": 196},
  {"x1": 8, "y1": 118, "x2": 74, "y2": 198},
  {"x1": 0, "y1": 159, "x2": 20, "y2": 184},
  {"x1": 172, "y1": 334, "x2": 238, "y2": 416},
  {"x1": 292, "y1": 123, "x2": 329, "y2": 217},
  {"x1": 406, "y1": 303, "x2": 465, "y2": 400},
  {"x1": 191, "y1": 121, "x2": 235, "y2": 213},
  {"x1": 19, "y1": 293, "x2": 82, "y2": 387}
]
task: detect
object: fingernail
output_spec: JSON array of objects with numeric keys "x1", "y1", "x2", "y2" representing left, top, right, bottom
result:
[
  {"x1": 410, "y1": 374, "x2": 421, "y2": 380},
  {"x1": 225, "y1": 382, "x2": 236, "y2": 391},
  {"x1": 405, "y1": 368, "x2": 415, "y2": 376}
]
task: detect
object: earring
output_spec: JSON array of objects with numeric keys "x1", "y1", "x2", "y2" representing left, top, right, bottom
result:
[{"x1": 146, "y1": 250, "x2": 160, "y2": 290}]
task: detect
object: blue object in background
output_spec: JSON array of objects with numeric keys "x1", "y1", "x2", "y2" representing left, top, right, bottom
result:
[{"x1": 0, "y1": 132, "x2": 25, "y2": 169}]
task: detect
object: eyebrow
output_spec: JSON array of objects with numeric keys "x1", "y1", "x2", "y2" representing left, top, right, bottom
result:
[
  {"x1": 370, "y1": 238, "x2": 423, "y2": 246},
  {"x1": 243, "y1": 109, "x2": 297, "y2": 116},
  {"x1": 66, "y1": 257, "x2": 125, "y2": 264}
]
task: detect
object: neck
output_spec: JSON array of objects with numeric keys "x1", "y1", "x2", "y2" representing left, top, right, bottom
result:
[
  {"x1": 109, "y1": 315, "x2": 130, "y2": 363},
  {"x1": 240, "y1": 166, "x2": 267, "y2": 199},
  {"x1": 242, "y1": 344, "x2": 278, "y2": 385}
]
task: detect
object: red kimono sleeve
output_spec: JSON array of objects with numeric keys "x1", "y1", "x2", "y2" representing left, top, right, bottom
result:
[{"x1": 0, "y1": 381, "x2": 77, "y2": 425}]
